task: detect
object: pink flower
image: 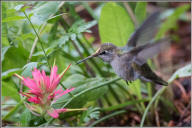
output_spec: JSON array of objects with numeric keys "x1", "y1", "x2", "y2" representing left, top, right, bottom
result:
[{"x1": 14, "y1": 64, "x2": 75, "y2": 118}]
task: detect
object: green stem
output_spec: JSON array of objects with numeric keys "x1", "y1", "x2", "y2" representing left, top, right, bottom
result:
[
  {"x1": 2, "y1": 98, "x2": 26, "y2": 120},
  {"x1": 140, "y1": 86, "x2": 167, "y2": 127},
  {"x1": 147, "y1": 82, "x2": 152, "y2": 100},
  {"x1": 89, "y1": 110, "x2": 126, "y2": 126},
  {"x1": 67, "y1": 108, "x2": 87, "y2": 112},
  {"x1": 23, "y1": 11, "x2": 51, "y2": 69}
]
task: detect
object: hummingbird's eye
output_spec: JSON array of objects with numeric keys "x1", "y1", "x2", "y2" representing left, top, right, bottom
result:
[{"x1": 100, "y1": 51, "x2": 106, "y2": 55}]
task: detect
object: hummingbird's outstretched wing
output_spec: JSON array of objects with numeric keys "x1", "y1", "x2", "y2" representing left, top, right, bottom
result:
[
  {"x1": 129, "y1": 38, "x2": 170, "y2": 86},
  {"x1": 130, "y1": 37, "x2": 170, "y2": 66},
  {"x1": 127, "y1": 11, "x2": 161, "y2": 48}
]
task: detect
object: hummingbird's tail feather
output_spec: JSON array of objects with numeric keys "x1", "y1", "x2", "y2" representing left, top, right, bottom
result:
[
  {"x1": 152, "y1": 77, "x2": 168, "y2": 86},
  {"x1": 140, "y1": 73, "x2": 168, "y2": 86},
  {"x1": 132, "y1": 63, "x2": 168, "y2": 86}
]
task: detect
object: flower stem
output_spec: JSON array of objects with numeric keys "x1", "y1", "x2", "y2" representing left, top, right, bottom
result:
[
  {"x1": 23, "y1": 11, "x2": 51, "y2": 69},
  {"x1": 67, "y1": 108, "x2": 87, "y2": 112}
]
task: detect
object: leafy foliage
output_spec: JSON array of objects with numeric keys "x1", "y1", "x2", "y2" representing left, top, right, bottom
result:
[{"x1": 2, "y1": 1, "x2": 190, "y2": 127}]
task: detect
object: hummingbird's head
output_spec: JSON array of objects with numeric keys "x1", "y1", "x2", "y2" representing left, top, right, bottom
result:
[{"x1": 76, "y1": 43, "x2": 119, "y2": 64}]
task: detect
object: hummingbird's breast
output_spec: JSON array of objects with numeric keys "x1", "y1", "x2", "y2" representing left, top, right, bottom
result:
[{"x1": 110, "y1": 55, "x2": 136, "y2": 81}]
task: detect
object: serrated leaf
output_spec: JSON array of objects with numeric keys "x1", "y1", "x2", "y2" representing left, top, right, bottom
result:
[{"x1": 99, "y1": 2, "x2": 135, "y2": 46}]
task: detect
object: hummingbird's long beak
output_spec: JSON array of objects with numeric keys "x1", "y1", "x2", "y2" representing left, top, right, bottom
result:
[{"x1": 76, "y1": 48, "x2": 100, "y2": 64}]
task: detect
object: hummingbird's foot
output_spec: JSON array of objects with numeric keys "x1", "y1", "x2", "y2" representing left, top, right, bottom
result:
[
  {"x1": 125, "y1": 80, "x2": 134, "y2": 86},
  {"x1": 125, "y1": 80, "x2": 129, "y2": 85}
]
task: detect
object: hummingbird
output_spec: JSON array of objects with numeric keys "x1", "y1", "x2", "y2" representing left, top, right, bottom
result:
[{"x1": 76, "y1": 11, "x2": 169, "y2": 85}]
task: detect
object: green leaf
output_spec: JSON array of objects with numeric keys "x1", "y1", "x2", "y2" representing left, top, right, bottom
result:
[
  {"x1": 99, "y1": 2, "x2": 134, "y2": 46},
  {"x1": 69, "y1": 20, "x2": 97, "y2": 34},
  {"x1": 21, "y1": 62, "x2": 39, "y2": 77},
  {"x1": 2, "y1": 16, "x2": 25, "y2": 22},
  {"x1": 80, "y1": 107, "x2": 100, "y2": 124},
  {"x1": 156, "y1": 4, "x2": 190, "y2": 39},
  {"x1": 20, "y1": 109, "x2": 32, "y2": 126},
  {"x1": 77, "y1": 20, "x2": 97, "y2": 33},
  {"x1": 14, "y1": 4, "x2": 24, "y2": 11},
  {"x1": 168, "y1": 64, "x2": 191, "y2": 83},
  {"x1": 2, "y1": 45, "x2": 29, "y2": 72},
  {"x1": 31, "y1": 1, "x2": 62, "y2": 25},
  {"x1": 135, "y1": 2, "x2": 147, "y2": 24},
  {"x1": 2, "y1": 81, "x2": 20, "y2": 102},
  {"x1": 47, "y1": 13, "x2": 67, "y2": 23},
  {"x1": 1, "y1": 46, "x2": 10, "y2": 62},
  {"x1": 21, "y1": 33, "x2": 35, "y2": 40},
  {"x1": 2, "y1": 68, "x2": 21, "y2": 80}
]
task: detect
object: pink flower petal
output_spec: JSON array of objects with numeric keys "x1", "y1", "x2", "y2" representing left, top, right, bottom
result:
[
  {"x1": 28, "y1": 96, "x2": 41, "y2": 104},
  {"x1": 54, "y1": 88, "x2": 75, "y2": 100},
  {"x1": 32, "y1": 68, "x2": 43, "y2": 87},
  {"x1": 49, "y1": 76, "x2": 61, "y2": 92},
  {"x1": 29, "y1": 90, "x2": 42, "y2": 97},
  {"x1": 48, "y1": 66, "x2": 61, "y2": 92},
  {"x1": 53, "y1": 88, "x2": 63, "y2": 94},
  {"x1": 23, "y1": 78, "x2": 40, "y2": 92},
  {"x1": 47, "y1": 109, "x2": 59, "y2": 118}
]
